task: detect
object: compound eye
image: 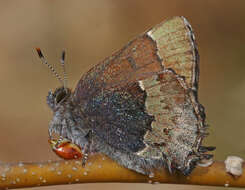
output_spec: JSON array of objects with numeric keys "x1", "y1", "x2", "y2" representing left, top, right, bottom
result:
[{"x1": 55, "y1": 90, "x2": 67, "y2": 104}]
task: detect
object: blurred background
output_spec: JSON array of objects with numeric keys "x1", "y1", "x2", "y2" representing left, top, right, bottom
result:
[{"x1": 0, "y1": 0, "x2": 245, "y2": 189}]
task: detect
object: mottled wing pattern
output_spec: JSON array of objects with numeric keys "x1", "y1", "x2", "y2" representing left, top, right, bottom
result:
[
  {"x1": 136, "y1": 70, "x2": 206, "y2": 174},
  {"x1": 74, "y1": 34, "x2": 163, "y2": 102},
  {"x1": 147, "y1": 17, "x2": 199, "y2": 90},
  {"x1": 73, "y1": 16, "x2": 211, "y2": 174},
  {"x1": 83, "y1": 82, "x2": 154, "y2": 153},
  {"x1": 74, "y1": 16, "x2": 198, "y2": 100}
]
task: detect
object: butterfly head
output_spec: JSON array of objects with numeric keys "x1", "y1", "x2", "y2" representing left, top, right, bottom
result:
[
  {"x1": 47, "y1": 87, "x2": 72, "y2": 111},
  {"x1": 35, "y1": 48, "x2": 72, "y2": 110},
  {"x1": 36, "y1": 48, "x2": 76, "y2": 137}
]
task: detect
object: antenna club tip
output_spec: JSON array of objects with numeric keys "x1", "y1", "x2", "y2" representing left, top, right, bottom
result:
[
  {"x1": 61, "y1": 51, "x2": 65, "y2": 61},
  {"x1": 35, "y1": 48, "x2": 44, "y2": 58}
]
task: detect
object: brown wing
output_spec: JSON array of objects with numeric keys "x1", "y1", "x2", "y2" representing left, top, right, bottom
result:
[
  {"x1": 73, "y1": 17, "x2": 211, "y2": 174},
  {"x1": 136, "y1": 69, "x2": 207, "y2": 174},
  {"x1": 147, "y1": 16, "x2": 199, "y2": 90},
  {"x1": 74, "y1": 16, "x2": 199, "y2": 102}
]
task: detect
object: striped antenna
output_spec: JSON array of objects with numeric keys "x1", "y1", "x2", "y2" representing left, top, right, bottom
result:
[
  {"x1": 60, "y1": 50, "x2": 68, "y2": 89},
  {"x1": 36, "y1": 48, "x2": 63, "y2": 85}
]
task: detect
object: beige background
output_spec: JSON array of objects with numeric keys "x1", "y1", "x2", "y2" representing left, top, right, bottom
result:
[{"x1": 0, "y1": 1, "x2": 245, "y2": 189}]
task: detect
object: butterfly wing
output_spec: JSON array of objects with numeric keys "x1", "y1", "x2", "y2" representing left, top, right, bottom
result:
[
  {"x1": 147, "y1": 16, "x2": 199, "y2": 90},
  {"x1": 73, "y1": 16, "x2": 212, "y2": 174},
  {"x1": 135, "y1": 70, "x2": 208, "y2": 174},
  {"x1": 74, "y1": 16, "x2": 199, "y2": 100}
]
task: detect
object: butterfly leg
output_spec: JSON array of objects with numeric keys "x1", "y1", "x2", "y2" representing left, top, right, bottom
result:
[{"x1": 81, "y1": 130, "x2": 93, "y2": 167}]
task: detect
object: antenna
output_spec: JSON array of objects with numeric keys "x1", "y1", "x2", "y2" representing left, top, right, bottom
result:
[
  {"x1": 35, "y1": 48, "x2": 63, "y2": 85},
  {"x1": 60, "y1": 50, "x2": 68, "y2": 89}
]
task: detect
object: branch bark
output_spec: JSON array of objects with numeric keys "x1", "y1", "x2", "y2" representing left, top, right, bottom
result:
[{"x1": 0, "y1": 154, "x2": 244, "y2": 189}]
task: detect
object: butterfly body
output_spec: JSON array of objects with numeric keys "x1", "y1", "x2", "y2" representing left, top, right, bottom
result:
[{"x1": 43, "y1": 16, "x2": 215, "y2": 175}]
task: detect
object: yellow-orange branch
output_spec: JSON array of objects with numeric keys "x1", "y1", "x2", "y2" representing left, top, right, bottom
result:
[{"x1": 0, "y1": 154, "x2": 244, "y2": 189}]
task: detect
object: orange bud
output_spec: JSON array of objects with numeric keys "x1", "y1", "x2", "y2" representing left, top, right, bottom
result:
[{"x1": 49, "y1": 138, "x2": 83, "y2": 160}]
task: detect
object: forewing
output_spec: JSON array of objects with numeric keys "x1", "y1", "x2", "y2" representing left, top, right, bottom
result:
[
  {"x1": 147, "y1": 16, "x2": 199, "y2": 90},
  {"x1": 74, "y1": 16, "x2": 199, "y2": 102}
]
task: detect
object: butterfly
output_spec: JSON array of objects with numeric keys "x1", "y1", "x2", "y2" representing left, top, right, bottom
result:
[{"x1": 36, "y1": 16, "x2": 215, "y2": 175}]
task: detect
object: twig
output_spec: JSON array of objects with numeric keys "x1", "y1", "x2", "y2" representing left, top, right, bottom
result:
[{"x1": 0, "y1": 154, "x2": 244, "y2": 189}]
